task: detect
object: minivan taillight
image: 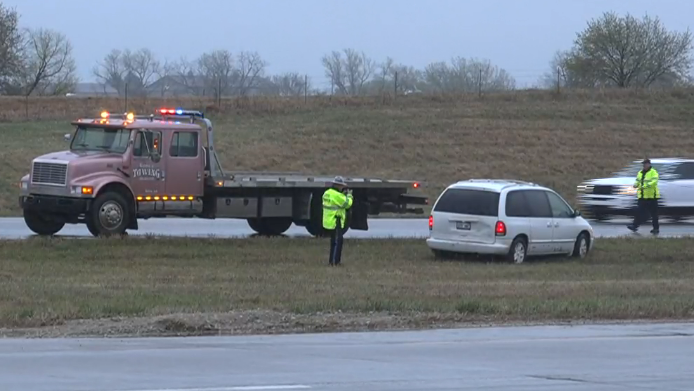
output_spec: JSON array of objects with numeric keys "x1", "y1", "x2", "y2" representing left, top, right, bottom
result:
[
  {"x1": 428, "y1": 215, "x2": 433, "y2": 230},
  {"x1": 495, "y1": 221, "x2": 506, "y2": 236}
]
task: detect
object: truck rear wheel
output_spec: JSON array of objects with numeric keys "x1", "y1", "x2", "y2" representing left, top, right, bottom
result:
[
  {"x1": 88, "y1": 192, "x2": 131, "y2": 237},
  {"x1": 23, "y1": 210, "x2": 65, "y2": 236},
  {"x1": 247, "y1": 217, "x2": 293, "y2": 236}
]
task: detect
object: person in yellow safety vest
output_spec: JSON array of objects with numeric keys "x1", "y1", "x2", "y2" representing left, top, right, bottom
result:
[
  {"x1": 322, "y1": 176, "x2": 353, "y2": 266},
  {"x1": 627, "y1": 158, "x2": 660, "y2": 234}
]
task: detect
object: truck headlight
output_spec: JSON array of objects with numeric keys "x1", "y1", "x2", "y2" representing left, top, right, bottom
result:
[
  {"x1": 71, "y1": 185, "x2": 94, "y2": 195},
  {"x1": 19, "y1": 181, "x2": 28, "y2": 190},
  {"x1": 615, "y1": 186, "x2": 637, "y2": 196}
]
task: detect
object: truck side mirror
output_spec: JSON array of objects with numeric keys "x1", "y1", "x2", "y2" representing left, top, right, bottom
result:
[
  {"x1": 150, "y1": 150, "x2": 161, "y2": 163},
  {"x1": 64, "y1": 133, "x2": 72, "y2": 142}
]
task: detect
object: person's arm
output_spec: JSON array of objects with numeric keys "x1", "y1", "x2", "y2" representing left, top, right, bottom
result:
[
  {"x1": 332, "y1": 191, "x2": 352, "y2": 210},
  {"x1": 644, "y1": 171, "x2": 659, "y2": 188}
]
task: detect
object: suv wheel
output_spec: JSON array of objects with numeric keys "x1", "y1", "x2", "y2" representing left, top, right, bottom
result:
[{"x1": 507, "y1": 237, "x2": 527, "y2": 264}]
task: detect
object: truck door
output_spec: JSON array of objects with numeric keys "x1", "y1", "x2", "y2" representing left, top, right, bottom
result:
[
  {"x1": 130, "y1": 129, "x2": 166, "y2": 198},
  {"x1": 165, "y1": 129, "x2": 204, "y2": 196}
]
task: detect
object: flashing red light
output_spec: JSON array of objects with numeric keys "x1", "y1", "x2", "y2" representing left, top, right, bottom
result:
[
  {"x1": 495, "y1": 221, "x2": 506, "y2": 236},
  {"x1": 413, "y1": 182, "x2": 420, "y2": 188},
  {"x1": 428, "y1": 215, "x2": 433, "y2": 230},
  {"x1": 158, "y1": 108, "x2": 176, "y2": 115}
]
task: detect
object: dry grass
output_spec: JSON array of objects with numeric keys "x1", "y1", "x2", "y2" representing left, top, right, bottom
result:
[
  {"x1": 0, "y1": 236, "x2": 692, "y2": 337},
  {"x1": 3, "y1": 88, "x2": 694, "y2": 216}
]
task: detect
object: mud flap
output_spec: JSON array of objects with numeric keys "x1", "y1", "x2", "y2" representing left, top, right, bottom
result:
[{"x1": 350, "y1": 199, "x2": 369, "y2": 231}]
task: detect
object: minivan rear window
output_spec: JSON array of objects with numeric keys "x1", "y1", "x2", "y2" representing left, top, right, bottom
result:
[{"x1": 433, "y1": 188, "x2": 500, "y2": 216}]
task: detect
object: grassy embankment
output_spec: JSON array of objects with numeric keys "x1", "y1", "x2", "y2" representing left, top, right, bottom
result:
[
  {"x1": 0, "y1": 236, "x2": 692, "y2": 337},
  {"x1": 2, "y1": 89, "x2": 694, "y2": 216}
]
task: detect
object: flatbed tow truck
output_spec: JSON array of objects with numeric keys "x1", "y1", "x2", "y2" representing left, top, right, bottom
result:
[{"x1": 18, "y1": 108, "x2": 428, "y2": 237}]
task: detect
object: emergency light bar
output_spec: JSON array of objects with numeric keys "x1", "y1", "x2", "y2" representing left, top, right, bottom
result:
[{"x1": 156, "y1": 108, "x2": 204, "y2": 118}]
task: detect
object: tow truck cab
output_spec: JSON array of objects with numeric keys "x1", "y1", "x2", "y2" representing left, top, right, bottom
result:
[{"x1": 19, "y1": 108, "x2": 429, "y2": 237}]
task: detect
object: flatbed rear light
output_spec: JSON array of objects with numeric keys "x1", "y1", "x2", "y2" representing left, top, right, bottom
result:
[{"x1": 495, "y1": 221, "x2": 506, "y2": 236}]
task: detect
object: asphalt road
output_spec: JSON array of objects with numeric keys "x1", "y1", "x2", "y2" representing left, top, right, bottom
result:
[
  {"x1": 0, "y1": 217, "x2": 693, "y2": 239},
  {"x1": 1, "y1": 322, "x2": 692, "y2": 391}
]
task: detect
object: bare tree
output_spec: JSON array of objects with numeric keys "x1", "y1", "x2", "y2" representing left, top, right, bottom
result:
[
  {"x1": 425, "y1": 57, "x2": 515, "y2": 93},
  {"x1": 121, "y1": 48, "x2": 160, "y2": 96},
  {"x1": 197, "y1": 49, "x2": 234, "y2": 98},
  {"x1": 233, "y1": 51, "x2": 266, "y2": 96},
  {"x1": 269, "y1": 72, "x2": 308, "y2": 96},
  {"x1": 563, "y1": 12, "x2": 693, "y2": 88},
  {"x1": 0, "y1": 3, "x2": 24, "y2": 94},
  {"x1": 321, "y1": 48, "x2": 375, "y2": 95},
  {"x1": 16, "y1": 28, "x2": 77, "y2": 96},
  {"x1": 93, "y1": 49, "x2": 127, "y2": 95},
  {"x1": 169, "y1": 57, "x2": 203, "y2": 95}
]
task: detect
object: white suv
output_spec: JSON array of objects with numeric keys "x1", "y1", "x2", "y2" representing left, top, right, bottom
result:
[
  {"x1": 426, "y1": 179, "x2": 594, "y2": 263},
  {"x1": 577, "y1": 158, "x2": 694, "y2": 221}
]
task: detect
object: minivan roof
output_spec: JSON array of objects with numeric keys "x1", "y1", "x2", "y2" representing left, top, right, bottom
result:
[{"x1": 448, "y1": 179, "x2": 543, "y2": 192}]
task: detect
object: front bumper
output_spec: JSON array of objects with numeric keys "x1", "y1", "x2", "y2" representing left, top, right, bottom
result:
[
  {"x1": 20, "y1": 195, "x2": 90, "y2": 215},
  {"x1": 577, "y1": 194, "x2": 638, "y2": 217}
]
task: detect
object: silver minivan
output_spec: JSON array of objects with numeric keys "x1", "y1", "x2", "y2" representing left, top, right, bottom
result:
[{"x1": 426, "y1": 179, "x2": 594, "y2": 263}]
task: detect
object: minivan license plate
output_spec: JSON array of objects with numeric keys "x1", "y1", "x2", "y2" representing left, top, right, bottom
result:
[{"x1": 456, "y1": 221, "x2": 471, "y2": 230}]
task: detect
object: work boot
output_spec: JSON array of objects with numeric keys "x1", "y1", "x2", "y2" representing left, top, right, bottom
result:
[
  {"x1": 650, "y1": 229, "x2": 659, "y2": 235},
  {"x1": 627, "y1": 224, "x2": 638, "y2": 232}
]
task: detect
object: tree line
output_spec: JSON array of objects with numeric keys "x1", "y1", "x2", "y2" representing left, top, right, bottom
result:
[{"x1": 1, "y1": 3, "x2": 692, "y2": 98}]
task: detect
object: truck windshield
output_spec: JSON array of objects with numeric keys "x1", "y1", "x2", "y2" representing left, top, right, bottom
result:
[
  {"x1": 614, "y1": 162, "x2": 671, "y2": 177},
  {"x1": 71, "y1": 126, "x2": 131, "y2": 153}
]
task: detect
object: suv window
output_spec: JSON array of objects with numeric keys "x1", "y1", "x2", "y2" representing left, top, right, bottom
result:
[
  {"x1": 433, "y1": 188, "x2": 499, "y2": 216},
  {"x1": 521, "y1": 190, "x2": 552, "y2": 218},
  {"x1": 545, "y1": 191, "x2": 574, "y2": 218},
  {"x1": 170, "y1": 131, "x2": 198, "y2": 157},
  {"x1": 673, "y1": 162, "x2": 694, "y2": 180}
]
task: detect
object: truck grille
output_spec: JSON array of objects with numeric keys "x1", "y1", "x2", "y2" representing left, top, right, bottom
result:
[
  {"x1": 31, "y1": 162, "x2": 68, "y2": 186},
  {"x1": 591, "y1": 185, "x2": 614, "y2": 195}
]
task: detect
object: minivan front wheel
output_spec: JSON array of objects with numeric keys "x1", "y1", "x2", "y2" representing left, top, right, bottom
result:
[
  {"x1": 507, "y1": 237, "x2": 527, "y2": 264},
  {"x1": 572, "y1": 232, "x2": 590, "y2": 259}
]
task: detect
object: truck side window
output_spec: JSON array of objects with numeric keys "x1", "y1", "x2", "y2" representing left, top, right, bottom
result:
[
  {"x1": 133, "y1": 130, "x2": 162, "y2": 157},
  {"x1": 170, "y1": 131, "x2": 199, "y2": 157}
]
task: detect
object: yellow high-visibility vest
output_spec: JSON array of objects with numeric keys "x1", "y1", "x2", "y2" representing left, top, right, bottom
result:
[
  {"x1": 635, "y1": 169, "x2": 660, "y2": 199},
  {"x1": 322, "y1": 188, "x2": 353, "y2": 229}
]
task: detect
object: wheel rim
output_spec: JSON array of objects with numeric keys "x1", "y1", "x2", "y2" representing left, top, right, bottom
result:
[
  {"x1": 99, "y1": 201, "x2": 124, "y2": 229},
  {"x1": 579, "y1": 237, "x2": 588, "y2": 257},
  {"x1": 513, "y1": 242, "x2": 525, "y2": 263}
]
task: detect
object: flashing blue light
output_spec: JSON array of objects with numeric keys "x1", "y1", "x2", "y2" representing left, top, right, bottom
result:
[{"x1": 175, "y1": 109, "x2": 183, "y2": 115}]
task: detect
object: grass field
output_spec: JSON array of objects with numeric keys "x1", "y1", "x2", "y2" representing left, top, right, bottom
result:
[
  {"x1": 0, "y1": 236, "x2": 692, "y2": 337},
  {"x1": 2, "y1": 89, "x2": 694, "y2": 216}
]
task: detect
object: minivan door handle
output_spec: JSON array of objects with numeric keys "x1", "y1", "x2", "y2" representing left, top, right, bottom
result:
[{"x1": 547, "y1": 222, "x2": 552, "y2": 227}]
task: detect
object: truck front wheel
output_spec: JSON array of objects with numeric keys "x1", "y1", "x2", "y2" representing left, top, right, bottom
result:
[
  {"x1": 88, "y1": 192, "x2": 131, "y2": 237},
  {"x1": 247, "y1": 217, "x2": 293, "y2": 236},
  {"x1": 23, "y1": 210, "x2": 65, "y2": 236}
]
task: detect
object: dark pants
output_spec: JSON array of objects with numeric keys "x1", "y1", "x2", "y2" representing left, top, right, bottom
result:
[
  {"x1": 631, "y1": 198, "x2": 659, "y2": 231},
  {"x1": 328, "y1": 217, "x2": 344, "y2": 265}
]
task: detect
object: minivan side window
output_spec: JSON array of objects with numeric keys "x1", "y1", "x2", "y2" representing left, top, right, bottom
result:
[
  {"x1": 521, "y1": 190, "x2": 552, "y2": 218},
  {"x1": 545, "y1": 191, "x2": 574, "y2": 218},
  {"x1": 433, "y1": 188, "x2": 500, "y2": 216},
  {"x1": 505, "y1": 190, "x2": 530, "y2": 217}
]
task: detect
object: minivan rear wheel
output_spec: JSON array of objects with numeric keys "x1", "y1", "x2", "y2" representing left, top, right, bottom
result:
[{"x1": 507, "y1": 237, "x2": 527, "y2": 264}]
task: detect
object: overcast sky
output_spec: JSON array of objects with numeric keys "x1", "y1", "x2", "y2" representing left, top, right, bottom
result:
[{"x1": 5, "y1": 0, "x2": 693, "y2": 88}]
